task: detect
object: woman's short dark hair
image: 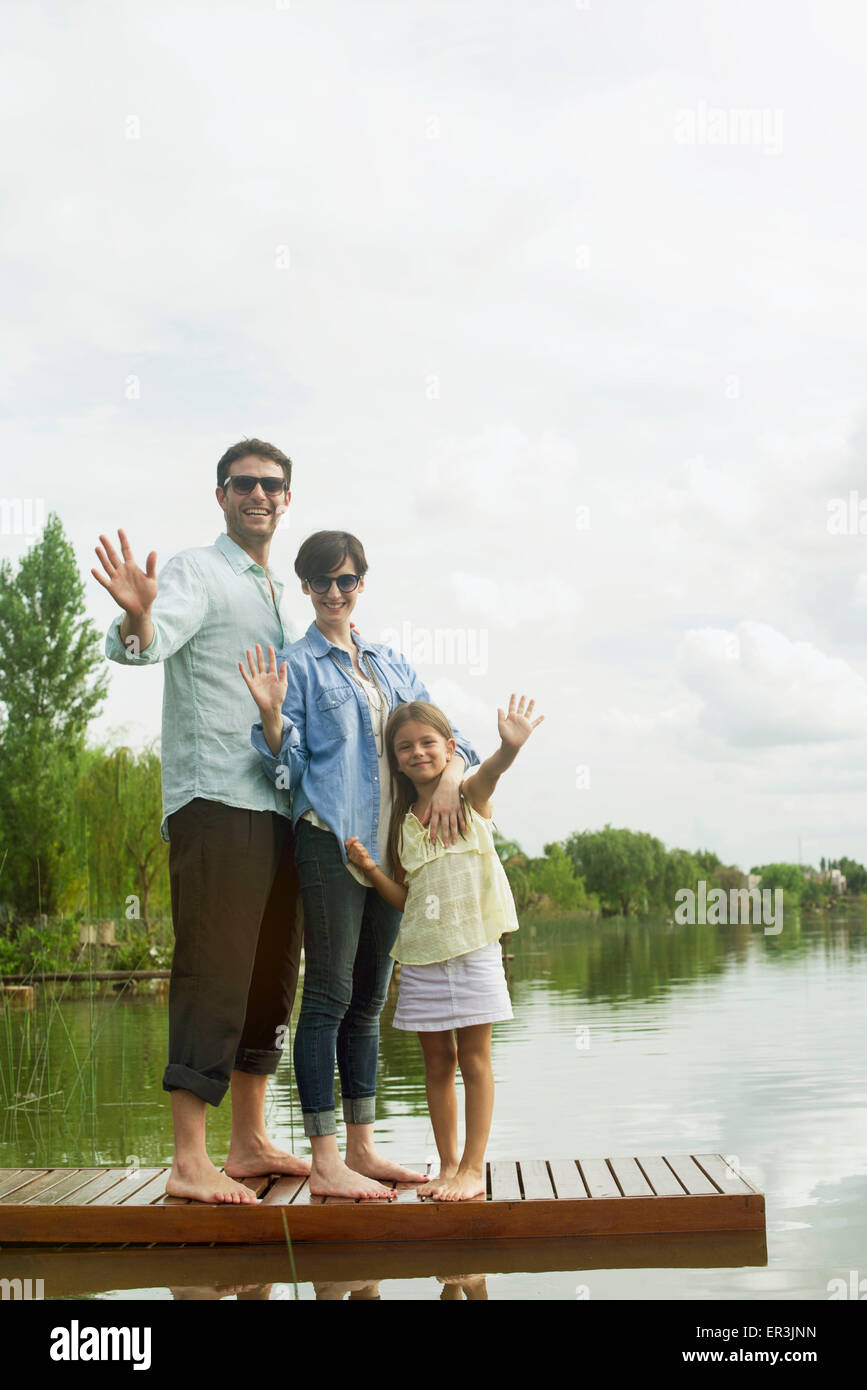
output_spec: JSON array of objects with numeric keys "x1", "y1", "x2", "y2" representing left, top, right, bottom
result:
[
  {"x1": 294, "y1": 531, "x2": 368, "y2": 581},
  {"x1": 216, "y1": 439, "x2": 292, "y2": 490}
]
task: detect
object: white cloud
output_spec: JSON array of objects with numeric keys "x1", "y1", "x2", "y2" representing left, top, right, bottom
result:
[{"x1": 678, "y1": 621, "x2": 867, "y2": 746}]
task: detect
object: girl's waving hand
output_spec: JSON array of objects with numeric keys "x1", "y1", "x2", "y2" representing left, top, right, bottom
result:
[
  {"x1": 463, "y1": 694, "x2": 544, "y2": 815},
  {"x1": 497, "y1": 694, "x2": 545, "y2": 750}
]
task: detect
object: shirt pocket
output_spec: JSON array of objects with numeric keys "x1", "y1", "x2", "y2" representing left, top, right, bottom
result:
[
  {"x1": 315, "y1": 684, "x2": 355, "y2": 741},
  {"x1": 391, "y1": 683, "x2": 418, "y2": 708}
]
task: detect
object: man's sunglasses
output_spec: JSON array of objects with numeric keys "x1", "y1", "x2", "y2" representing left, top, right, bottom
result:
[
  {"x1": 222, "y1": 475, "x2": 289, "y2": 496},
  {"x1": 307, "y1": 573, "x2": 361, "y2": 594}
]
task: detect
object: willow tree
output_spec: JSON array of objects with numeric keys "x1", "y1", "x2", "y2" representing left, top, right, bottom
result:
[{"x1": 67, "y1": 742, "x2": 169, "y2": 928}]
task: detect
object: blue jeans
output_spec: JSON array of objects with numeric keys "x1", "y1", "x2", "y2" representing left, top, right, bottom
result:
[{"x1": 292, "y1": 819, "x2": 402, "y2": 1137}]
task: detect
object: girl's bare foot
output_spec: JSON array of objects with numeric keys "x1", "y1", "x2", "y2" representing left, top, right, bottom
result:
[
  {"x1": 308, "y1": 1156, "x2": 397, "y2": 1200},
  {"x1": 225, "y1": 1139, "x2": 311, "y2": 1179},
  {"x1": 166, "y1": 1158, "x2": 259, "y2": 1205},
  {"x1": 425, "y1": 1169, "x2": 486, "y2": 1201}
]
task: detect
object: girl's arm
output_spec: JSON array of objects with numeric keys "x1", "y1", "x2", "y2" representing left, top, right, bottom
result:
[
  {"x1": 345, "y1": 838, "x2": 409, "y2": 912},
  {"x1": 462, "y1": 694, "x2": 544, "y2": 816}
]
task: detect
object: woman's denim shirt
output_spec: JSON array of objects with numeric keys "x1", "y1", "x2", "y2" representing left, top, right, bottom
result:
[{"x1": 251, "y1": 621, "x2": 480, "y2": 866}]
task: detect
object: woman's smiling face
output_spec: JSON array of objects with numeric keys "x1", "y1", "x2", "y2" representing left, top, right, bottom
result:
[{"x1": 301, "y1": 556, "x2": 364, "y2": 628}]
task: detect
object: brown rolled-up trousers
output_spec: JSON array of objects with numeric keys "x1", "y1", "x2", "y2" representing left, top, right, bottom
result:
[{"x1": 163, "y1": 797, "x2": 302, "y2": 1107}]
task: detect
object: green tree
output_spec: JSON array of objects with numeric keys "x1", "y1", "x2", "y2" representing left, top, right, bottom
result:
[
  {"x1": 66, "y1": 741, "x2": 169, "y2": 928},
  {"x1": 838, "y1": 856, "x2": 867, "y2": 895},
  {"x1": 527, "y1": 841, "x2": 593, "y2": 911},
  {"x1": 0, "y1": 514, "x2": 108, "y2": 915},
  {"x1": 564, "y1": 824, "x2": 666, "y2": 916},
  {"x1": 750, "y1": 862, "x2": 806, "y2": 907}
]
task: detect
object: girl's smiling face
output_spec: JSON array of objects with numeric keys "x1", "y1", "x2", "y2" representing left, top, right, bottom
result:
[
  {"x1": 301, "y1": 556, "x2": 364, "y2": 629},
  {"x1": 392, "y1": 719, "x2": 456, "y2": 786}
]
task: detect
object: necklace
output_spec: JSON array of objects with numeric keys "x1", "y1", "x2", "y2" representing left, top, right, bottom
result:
[{"x1": 327, "y1": 648, "x2": 388, "y2": 756}]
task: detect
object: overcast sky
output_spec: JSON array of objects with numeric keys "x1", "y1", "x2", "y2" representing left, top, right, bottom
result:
[{"x1": 3, "y1": 0, "x2": 866, "y2": 868}]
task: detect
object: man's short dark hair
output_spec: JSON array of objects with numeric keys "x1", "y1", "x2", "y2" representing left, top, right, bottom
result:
[
  {"x1": 294, "y1": 531, "x2": 368, "y2": 581},
  {"x1": 216, "y1": 439, "x2": 292, "y2": 491}
]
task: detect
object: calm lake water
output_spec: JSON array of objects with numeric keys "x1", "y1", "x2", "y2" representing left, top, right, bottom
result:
[{"x1": 2, "y1": 912, "x2": 866, "y2": 1301}]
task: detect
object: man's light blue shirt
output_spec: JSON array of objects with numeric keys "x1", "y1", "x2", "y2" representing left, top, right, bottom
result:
[
  {"x1": 250, "y1": 621, "x2": 480, "y2": 867},
  {"x1": 105, "y1": 532, "x2": 300, "y2": 840}
]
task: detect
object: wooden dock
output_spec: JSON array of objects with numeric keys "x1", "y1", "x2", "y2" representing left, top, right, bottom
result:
[{"x1": 0, "y1": 1155, "x2": 764, "y2": 1246}]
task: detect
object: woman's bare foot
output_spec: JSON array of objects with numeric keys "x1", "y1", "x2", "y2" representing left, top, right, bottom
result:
[
  {"x1": 308, "y1": 1155, "x2": 397, "y2": 1200},
  {"x1": 344, "y1": 1140, "x2": 428, "y2": 1186},
  {"x1": 166, "y1": 1158, "x2": 259, "y2": 1205},
  {"x1": 425, "y1": 1168, "x2": 486, "y2": 1201},
  {"x1": 225, "y1": 1138, "x2": 311, "y2": 1180}
]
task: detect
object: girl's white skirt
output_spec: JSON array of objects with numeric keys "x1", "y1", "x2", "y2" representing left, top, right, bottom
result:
[{"x1": 392, "y1": 939, "x2": 513, "y2": 1032}]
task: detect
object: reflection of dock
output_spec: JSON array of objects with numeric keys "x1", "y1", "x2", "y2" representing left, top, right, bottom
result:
[
  {"x1": 0, "y1": 1228, "x2": 768, "y2": 1297},
  {"x1": 0, "y1": 1155, "x2": 764, "y2": 1245}
]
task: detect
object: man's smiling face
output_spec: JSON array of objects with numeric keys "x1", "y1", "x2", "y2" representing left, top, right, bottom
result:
[{"x1": 217, "y1": 455, "x2": 290, "y2": 547}]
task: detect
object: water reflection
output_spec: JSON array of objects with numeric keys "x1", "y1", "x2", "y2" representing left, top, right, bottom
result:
[{"x1": 0, "y1": 912, "x2": 864, "y2": 1299}]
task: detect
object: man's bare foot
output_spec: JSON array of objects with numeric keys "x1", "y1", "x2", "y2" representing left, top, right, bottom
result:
[
  {"x1": 344, "y1": 1143, "x2": 428, "y2": 1185},
  {"x1": 308, "y1": 1155, "x2": 397, "y2": 1200},
  {"x1": 224, "y1": 1138, "x2": 311, "y2": 1180},
  {"x1": 166, "y1": 1158, "x2": 259, "y2": 1205},
  {"x1": 425, "y1": 1169, "x2": 486, "y2": 1201}
]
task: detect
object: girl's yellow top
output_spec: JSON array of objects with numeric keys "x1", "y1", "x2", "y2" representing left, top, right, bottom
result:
[{"x1": 389, "y1": 807, "x2": 520, "y2": 965}]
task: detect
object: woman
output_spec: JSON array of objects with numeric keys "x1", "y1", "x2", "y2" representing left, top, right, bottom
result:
[{"x1": 240, "y1": 530, "x2": 478, "y2": 1200}]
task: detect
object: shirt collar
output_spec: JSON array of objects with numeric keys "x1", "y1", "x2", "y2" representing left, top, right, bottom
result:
[
  {"x1": 214, "y1": 532, "x2": 283, "y2": 592},
  {"x1": 305, "y1": 620, "x2": 377, "y2": 659}
]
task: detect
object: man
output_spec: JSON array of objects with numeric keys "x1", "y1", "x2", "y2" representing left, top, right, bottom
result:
[{"x1": 93, "y1": 439, "x2": 308, "y2": 1204}]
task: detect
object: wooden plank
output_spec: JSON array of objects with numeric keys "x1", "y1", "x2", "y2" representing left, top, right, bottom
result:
[
  {"x1": 26, "y1": 1169, "x2": 108, "y2": 1204},
  {"x1": 608, "y1": 1156, "x2": 655, "y2": 1197},
  {"x1": 55, "y1": 1170, "x2": 134, "y2": 1205},
  {"x1": 580, "y1": 1159, "x2": 622, "y2": 1199},
  {"x1": 284, "y1": 1179, "x2": 325, "y2": 1206},
  {"x1": 692, "y1": 1154, "x2": 757, "y2": 1196},
  {"x1": 392, "y1": 1162, "x2": 430, "y2": 1204},
  {"x1": 547, "y1": 1159, "x2": 588, "y2": 1199},
  {"x1": 118, "y1": 1171, "x2": 171, "y2": 1205},
  {"x1": 0, "y1": 1189, "x2": 765, "y2": 1243},
  {"x1": 664, "y1": 1155, "x2": 720, "y2": 1196},
  {"x1": 489, "y1": 1161, "x2": 521, "y2": 1202},
  {"x1": 87, "y1": 1168, "x2": 166, "y2": 1206},
  {"x1": 518, "y1": 1160, "x2": 556, "y2": 1200},
  {"x1": 12, "y1": 1170, "x2": 83, "y2": 1203},
  {"x1": 0, "y1": 1170, "x2": 51, "y2": 1202},
  {"x1": 21, "y1": 1169, "x2": 104, "y2": 1204},
  {"x1": 261, "y1": 1175, "x2": 308, "y2": 1206},
  {"x1": 635, "y1": 1156, "x2": 687, "y2": 1196}
]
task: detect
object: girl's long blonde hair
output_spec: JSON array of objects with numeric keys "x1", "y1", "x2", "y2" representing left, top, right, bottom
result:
[{"x1": 385, "y1": 701, "x2": 472, "y2": 878}]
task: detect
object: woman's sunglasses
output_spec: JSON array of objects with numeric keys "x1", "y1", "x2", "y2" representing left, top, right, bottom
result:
[
  {"x1": 222, "y1": 475, "x2": 288, "y2": 496},
  {"x1": 307, "y1": 573, "x2": 361, "y2": 594}
]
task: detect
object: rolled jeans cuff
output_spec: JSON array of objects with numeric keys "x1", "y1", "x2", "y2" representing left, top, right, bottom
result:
[
  {"x1": 162, "y1": 1063, "x2": 228, "y2": 1108},
  {"x1": 234, "y1": 1046, "x2": 283, "y2": 1076},
  {"x1": 303, "y1": 1109, "x2": 338, "y2": 1137},
  {"x1": 342, "y1": 1095, "x2": 376, "y2": 1126}
]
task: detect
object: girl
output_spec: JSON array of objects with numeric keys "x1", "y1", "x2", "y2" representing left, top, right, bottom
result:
[{"x1": 345, "y1": 693, "x2": 543, "y2": 1201}]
